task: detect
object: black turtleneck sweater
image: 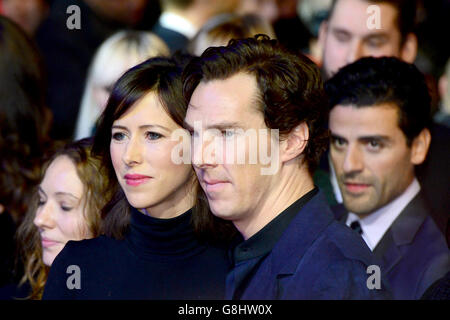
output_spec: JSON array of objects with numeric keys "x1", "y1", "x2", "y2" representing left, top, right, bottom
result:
[{"x1": 42, "y1": 208, "x2": 229, "y2": 299}]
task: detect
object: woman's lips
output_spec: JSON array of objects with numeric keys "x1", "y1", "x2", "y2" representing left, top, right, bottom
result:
[
  {"x1": 41, "y1": 238, "x2": 60, "y2": 248},
  {"x1": 124, "y1": 174, "x2": 152, "y2": 186}
]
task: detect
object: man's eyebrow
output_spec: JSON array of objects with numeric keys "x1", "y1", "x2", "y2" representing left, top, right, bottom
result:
[
  {"x1": 358, "y1": 135, "x2": 391, "y2": 142},
  {"x1": 330, "y1": 27, "x2": 351, "y2": 36},
  {"x1": 330, "y1": 133, "x2": 347, "y2": 141},
  {"x1": 363, "y1": 33, "x2": 389, "y2": 41},
  {"x1": 183, "y1": 121, "x2": 242, "y2": 131}
]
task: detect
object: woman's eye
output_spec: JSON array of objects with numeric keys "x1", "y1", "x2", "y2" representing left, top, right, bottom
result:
[
  {"x1": 61, "y1": 205, "x2": 73, "y2": 212},
  {"x1": 37, "y1": 199, "x2": 45, "y2": 207},
  {"x1": 112, "y1": 132, "x2": 126, "y2": 141},
  {"x1": 146, "y1": 132, "x2": 162, "y2": 140}
]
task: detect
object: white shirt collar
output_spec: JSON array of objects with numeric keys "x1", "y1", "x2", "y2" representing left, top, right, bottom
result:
[
  {"x1": 346, "y1": 178, "x2": 421, "y2": 251},
  {"x1": 159, "y1": 12, "x2": 198, "y2": 39}
]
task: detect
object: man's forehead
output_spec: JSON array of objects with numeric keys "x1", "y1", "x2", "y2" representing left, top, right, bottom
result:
[
  {"x1": 330, "y1": 104, "x2": 401, "y2": 133},
  {"x1": 330, "y1": 0, "x2": 399, "y2": 31},
  {"x1": 186, "y1": 73, "x2": 260, "y2": 122}
]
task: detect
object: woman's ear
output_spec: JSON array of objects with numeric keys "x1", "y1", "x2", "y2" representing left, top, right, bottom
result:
[
  {"x1": 410, "y1": 128, "x2": 431, "y2": 165},
  {"x1": 280, "y1": 122, "x2": 309, "y2": 163}
]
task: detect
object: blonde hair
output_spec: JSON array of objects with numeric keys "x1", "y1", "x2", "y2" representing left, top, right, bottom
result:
[
  {"x1": 188, "y1": 13, "x2": 276, "y2": 57},
  {"x1": 74, "y1": 30, "x2": 170, "y2": 140}
]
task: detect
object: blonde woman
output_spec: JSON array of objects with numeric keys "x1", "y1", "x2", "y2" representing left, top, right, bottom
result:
[{"x1": 74, "y1": 30, "x2": 169, "y2": 140}]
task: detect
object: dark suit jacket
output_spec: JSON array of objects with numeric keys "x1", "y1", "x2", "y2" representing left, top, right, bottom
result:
[
  {"x1": 152, "y1": 22, "x2": 189, "y2": 53},
  {"x1": 232, "y1": 192, "x2": 391, "y2": 299},
  {"x1": 333, "y1": 192, "x2": 450, "y2": 300}
]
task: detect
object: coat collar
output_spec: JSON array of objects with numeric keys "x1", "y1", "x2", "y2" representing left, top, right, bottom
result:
[{"x1": 270, "y1": 191, "x2": 335, "y2": 275}]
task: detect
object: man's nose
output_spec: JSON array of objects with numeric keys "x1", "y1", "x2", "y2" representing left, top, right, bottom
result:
[
  {"x1": 343, "y1": 145, "x2": 364, "y2": 173},
  {"x1": 346, "y1": 41, "x2": 364, "y2": 64},
  {"x1": 192, "y1": 132, "x2": 219, "y2": 169}
]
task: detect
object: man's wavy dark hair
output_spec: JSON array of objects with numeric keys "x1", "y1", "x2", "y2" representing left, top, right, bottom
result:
[
  {"x1": 325, "y1": 56, "x2": 431, "y2": 145},
  {"x1": 182, "y1": 35, "x2": 329, "y2": 174}
]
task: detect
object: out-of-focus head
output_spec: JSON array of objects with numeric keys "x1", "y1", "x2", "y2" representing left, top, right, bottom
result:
[
  {"x1": 160, "y1": 0, "x2": 239, "y2": 17},
  {"x1": 326, "y1": 57, "x2": 431, "y2": 216},
  {"x1": 183, "y1": 36, "x2": 328, "y2": 236},
  {"x1": 235, "y1": 0, "x2": 280, "y2": 23},
  {"x1": 94, "y1": 56, "x2": 197, "y2": 220},
  {"x1": 438, "y1": 58, "x2": 450, "y2": 115},
  {"x1": 75, "y1": 30, "x2": 169, "y2": 140},
  {"x1": 188, "y1": 13, "x2": 276, "y2": 56},
  {"x1": 85, "y1": 0, "x2": 148, "y2": 26},
  {"x1": 0, "y1": 15, "x2": 51, "y2": 222},
  {"x1": 319, "y1": 0, "x2": 418, "y2": 78},
  {"x1": 0, "y1": 0, "x2": 49, "y2": 35}
]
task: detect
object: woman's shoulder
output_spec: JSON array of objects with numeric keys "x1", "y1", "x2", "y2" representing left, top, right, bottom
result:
[{"x1": 56, "y1": 235, "x2": 124, "y2": 263}]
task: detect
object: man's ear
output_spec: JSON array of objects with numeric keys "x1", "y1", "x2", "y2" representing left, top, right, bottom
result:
[
  {"x1": 410, "y1": 128, "x2": 431, "y2": 165},
  {"x1": 280, "y1": 122, "x2": 309, "y2": 163},
  {"x1": 400, "y1": 33, "x2": 418, "y2": 63}
]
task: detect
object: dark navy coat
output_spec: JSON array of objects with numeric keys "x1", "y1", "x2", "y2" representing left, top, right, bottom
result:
[{"x1": 228, "y1": 192, "x2": 391, "y2": 299}]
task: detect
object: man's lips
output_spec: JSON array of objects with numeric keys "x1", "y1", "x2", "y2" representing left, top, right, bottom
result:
[
  {"x1": 124, "y1": 174, "x2": 152, "y2": 186},
  {"x1": 344, "y1": 182, "x2": 371, "y2": 193},
  {"x1": 202, "y1": 179, "x2": 230, "y2": 193}
]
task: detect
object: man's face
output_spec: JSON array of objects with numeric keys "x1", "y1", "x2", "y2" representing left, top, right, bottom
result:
[
  {"x1": 329, "y1": 104, "x2": 416, "y2": 216},
  {"x1": 320, "y1": 0, "x2": 405, "y2": 78},
  {"x1": 185, "y1": 73, "x2": 279, "y2": 233}
]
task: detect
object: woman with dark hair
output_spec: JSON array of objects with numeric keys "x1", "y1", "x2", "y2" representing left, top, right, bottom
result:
[
  {"x1": 43, "y1": 56, "x2": 235, "y2": 299},
  {"x1": 0, "y1": 16, "x2": 52, "y2": 287},
  {"x1": 0, "y1": 138, "x2": 113, "y2": 299}
]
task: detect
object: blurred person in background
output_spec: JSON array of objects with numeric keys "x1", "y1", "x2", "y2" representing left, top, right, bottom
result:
[
  {"x1": 0, "y1": 138, "x2": 113, "y2": 299},
  {"x1": 296, "y1": 0, "x2": 332, "y2": 65},
  {"x1": 0, "y1": 0, "x2": 49, "y2": 35},
  {"x1": 75, "y1": 30, "x2": 169, "y2": 140},
  {"x1": 436, "y1": 58, "x2": 450, "y2": 127},
  {"x1": 153, "y1": 0, "x2": 239, "y2": 53},
  {"x1": 187, "y1": 13, "x2": 276, "y2": 57},
  {"x1": 35, "y1": 0, "x2": 154, "y2": 141},
  {"x1": 0, "y1": 16, "x2": 52, "y2": 288}
]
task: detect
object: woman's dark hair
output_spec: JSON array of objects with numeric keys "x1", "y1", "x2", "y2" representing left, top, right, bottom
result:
[
  {"x1": 0, "y1": 16, "x2": 52, "y2": 223},
  {"x1": 93, "y1": 55, "x2": 236, "y2": 242},
  {"x1": 183, "y1": 35, "x2": 330, "y2": 174}
]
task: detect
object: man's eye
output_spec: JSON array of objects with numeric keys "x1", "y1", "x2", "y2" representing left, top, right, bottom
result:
[
  {"x1": 112, "y1": 132, "x2": 126, "y2": 141},
  {"x1": 332, "y1": 137, "x2": 346, "y2": 148},
  {"x1": 146, "y1": 131, "x2": 162, "y2": 140},
  {"x1": 367, "y1": 140, "x2": 383, "y2": 151},
  {"x1": 366, "y1": 37, "x2": 386, "y2": 48},
  {"x1": 222, "y1": 130, "x2": 234, "y2": 138}
]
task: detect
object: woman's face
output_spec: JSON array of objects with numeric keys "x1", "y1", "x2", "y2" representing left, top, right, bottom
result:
[
  {"x1": 34, "y1": 156, "x2": 91, "y2": 266},
  {"x1": 110, "y1": 91, "x2": 194, "y2": 218}
]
